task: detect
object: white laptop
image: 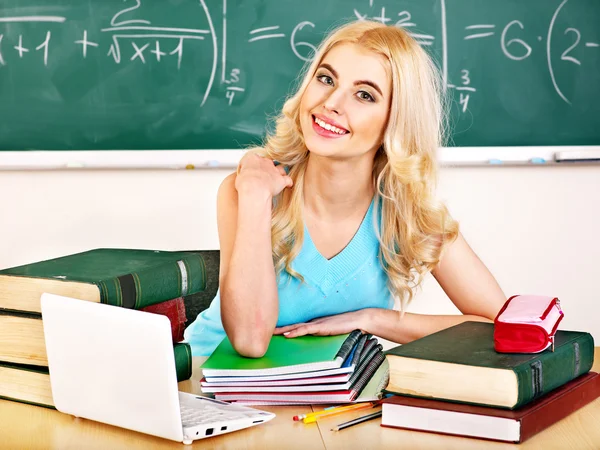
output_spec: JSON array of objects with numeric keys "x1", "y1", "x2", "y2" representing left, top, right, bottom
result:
[{"x1": 40, "y1": 293, "x2": 275, "y2": 444}]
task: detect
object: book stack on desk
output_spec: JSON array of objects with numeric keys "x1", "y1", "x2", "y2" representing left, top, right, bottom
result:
[
  {"x1": 0, "y1": 248, "x2": 208, "y2": 408},
  {"x1": 200, "y1": 330, "x2": 390, "y2": 405},
  {"x1": 380, "y1": 321, "x2": 600, "y2": 444}
]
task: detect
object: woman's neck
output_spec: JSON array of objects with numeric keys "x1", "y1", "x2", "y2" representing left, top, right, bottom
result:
[{"x1": 303, "y1": 153, "x2": 374, "y2": 222}]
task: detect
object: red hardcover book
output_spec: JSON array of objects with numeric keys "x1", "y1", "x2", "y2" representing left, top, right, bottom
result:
[
  {"x1": 381, "y1": 372, "x2": 600, "y2": 444},
  {"x1": 140, "y1": 297, "x2": 186, "y2": 342}
]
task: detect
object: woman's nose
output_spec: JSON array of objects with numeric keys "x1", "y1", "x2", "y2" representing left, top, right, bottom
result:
[{"x1": 323, "y1": 89, "x2": 345, "y2": 115}]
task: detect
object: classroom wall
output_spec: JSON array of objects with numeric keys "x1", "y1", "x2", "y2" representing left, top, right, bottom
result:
[{"x1": 1, "y1": 166, "x2": 599, "y2": 342}]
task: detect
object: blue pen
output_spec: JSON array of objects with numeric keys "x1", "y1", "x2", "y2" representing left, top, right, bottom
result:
[
  {"x1": 488, "y1": 159, "x2": 503, "y2": 165},
  {"x1": 530, "y1": 157, "x2": 546, "y2": 164}
]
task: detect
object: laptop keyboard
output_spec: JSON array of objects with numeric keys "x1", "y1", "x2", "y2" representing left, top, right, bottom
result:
[{"x1": 179, "y1": 394, "x2": 272, "y2": 428}]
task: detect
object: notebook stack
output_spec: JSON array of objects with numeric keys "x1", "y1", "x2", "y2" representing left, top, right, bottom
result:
[
  {"x1": 380, "y1": 321, "x2": 600, "y2": 444},
  {"x1": 200, "y1": 330, "x2": 390, "y2": 405},
  {"x1": 0, "y1": 248, "x2": 207, "y2": 408}
]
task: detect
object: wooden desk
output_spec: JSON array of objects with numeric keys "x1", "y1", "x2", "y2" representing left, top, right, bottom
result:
[{"x1": 2, "y1": 350, "x2": 599, "y2": 449}]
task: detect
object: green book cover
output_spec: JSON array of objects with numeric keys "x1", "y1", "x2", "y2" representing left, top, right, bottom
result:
[
  {"x1": 0, "y1": 248, "x2": 206, "y2": 312},
  {"x1": 201, "y1": 332, "x2": 361, "y2": 377},
  {"x1": 174, "y1": 342, "x2": 193, "y2": 382},
  {"x1": 384, "y1": 321, "x2": 594, "y2": 409}
]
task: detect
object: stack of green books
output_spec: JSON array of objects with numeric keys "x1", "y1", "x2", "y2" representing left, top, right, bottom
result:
[
  {"x1": 0, "y1": 248, "x2": 208, "y2": 408},
  {"x1": 200, "y1": 330, "x2": 389, "y2": 404},
  {"x1": 380, "y1": 321, "x2": 599, "y2": 443}
]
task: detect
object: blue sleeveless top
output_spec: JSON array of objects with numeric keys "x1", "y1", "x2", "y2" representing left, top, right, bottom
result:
[{"x1": 184, "y1": 198, "x2": 394, "y2": 356}]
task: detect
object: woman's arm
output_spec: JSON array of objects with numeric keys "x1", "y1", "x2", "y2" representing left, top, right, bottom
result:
[
  {"x1": 430, "y1": 232, "x2": 506, "y2": 322},
  {"x1": 218, "y1": 154, "x2": 293, "y2": 357},
  {"x1": 275, "y1": 232, "x2": 506, "y2": 343},
  {"x1": 274, "y1": 309, "x2": 493, "y2": 342},
  {"x1": 374, "y1": 232, "x2": 506, "y2": 342}
]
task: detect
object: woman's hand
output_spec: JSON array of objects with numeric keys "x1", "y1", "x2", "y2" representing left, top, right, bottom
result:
[
  {"x1": 274, "y1": 310, "x2": 371, "y2": 338},
  {"x1": 235, "y1": 153, "x2": 293, "y2": 198}
]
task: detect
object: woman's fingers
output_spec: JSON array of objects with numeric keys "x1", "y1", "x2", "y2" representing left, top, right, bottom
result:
[
  {"x1": 236, "y1": 154, "x2": 292, "y2": 196},
  {"x1": 274, "y1": 323, "x2": 306, "y2": 334}
]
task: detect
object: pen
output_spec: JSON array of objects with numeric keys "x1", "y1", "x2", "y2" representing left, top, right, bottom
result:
[
  {"x1": 301, "y1": 402, "x2": 375, "y2": 424},
  {"x1": 331, "y1": 410, "x2": 382, "y2": 431}
]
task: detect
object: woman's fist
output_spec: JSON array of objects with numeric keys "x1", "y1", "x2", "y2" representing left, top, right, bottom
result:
[{"x1": 235, "y1": 153, "x2": 293, "y2": 198}]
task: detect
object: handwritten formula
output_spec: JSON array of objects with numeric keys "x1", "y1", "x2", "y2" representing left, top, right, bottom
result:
[{"x1": 0, "y1": 0, "x2": 597, "y2": 150}]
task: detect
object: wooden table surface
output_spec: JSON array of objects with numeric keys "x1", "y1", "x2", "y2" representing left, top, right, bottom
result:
[{"x1": 2, "y1": 349, "x2": 599, "y2": 449}]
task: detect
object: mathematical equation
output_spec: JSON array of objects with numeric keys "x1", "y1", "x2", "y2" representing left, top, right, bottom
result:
[{"x1": 0, "y1": 0, "x2": 597, "y2": 109}]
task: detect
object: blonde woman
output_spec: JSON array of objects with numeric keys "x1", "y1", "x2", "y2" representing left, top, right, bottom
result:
[{"x1": 185, "y1": 21, "x2": 506, "y2": 357}]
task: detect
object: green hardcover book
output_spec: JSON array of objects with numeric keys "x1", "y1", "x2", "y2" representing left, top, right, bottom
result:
[
  {"x1": 201, "y1": 331, "x2": 362, "y2": 377},
  {"x1": 0, "y1": 248, "x2": 206, "y2": 313},
  {"x1": 0, "y1": 300, "x2": 187, "y2": 367},
  {"x1": 0, "y1": 343, "x2": 193, "y2": 409},
  {"x1": 384, "y1": 321, "x2": 594, "y2": 409},
  {"x1": 173, "y1": 342, "x2": 193, "y2": 382}
]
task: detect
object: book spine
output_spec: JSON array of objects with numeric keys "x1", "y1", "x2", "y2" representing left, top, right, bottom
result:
[
  {"x1": 97, "y1": 254, "x2": 206, "y2": 309},
  {"x1": 140, "y1": 297, "x2": 187, "y2": 342},
  {"x1": 520, "y1": 373, "x2": 600, "y2": 442},
  {"x1": 514, "y1": 333, "x2": 595, "y2": 408},
  {"x1": 174, "y1": 342, "x2": 192, "y2": 382}
]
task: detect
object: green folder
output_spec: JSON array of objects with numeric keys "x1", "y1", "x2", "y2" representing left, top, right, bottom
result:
[{"x1": 201, "y1": 333, "x2": 359, "y2": 377}]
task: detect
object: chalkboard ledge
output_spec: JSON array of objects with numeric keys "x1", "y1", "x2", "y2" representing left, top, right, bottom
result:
[{"x1": 0, "y1": 147, "x2": 599, "y2": 170}]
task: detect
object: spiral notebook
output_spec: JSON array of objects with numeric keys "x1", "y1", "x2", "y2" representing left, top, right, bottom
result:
[
  {"x1": 201, "y1": 330, "x2": 362, "y2": 377},
  {"x1": 212, "y1": 352, "x2": 388, "y2": 404}
]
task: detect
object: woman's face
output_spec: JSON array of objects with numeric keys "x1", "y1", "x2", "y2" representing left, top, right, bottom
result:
[{"x1": 299, "y1": 43, "x2": 392, "y2": 161}]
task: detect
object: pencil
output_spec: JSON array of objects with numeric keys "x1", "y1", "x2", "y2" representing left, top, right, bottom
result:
[
  {"x1": 293, "y1": 402, "x2": 373, "y2": 422},
  {"x1": 331, "y1": 410, "x2": 382, "y2": 431},
  {"x1": 302, "y1": 402, "x2": 374, "y2": 424}
]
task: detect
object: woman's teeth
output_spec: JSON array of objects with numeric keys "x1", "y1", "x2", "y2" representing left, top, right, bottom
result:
[{"x1": 314, "y1": 117, "x2": 347, "y2": 135}]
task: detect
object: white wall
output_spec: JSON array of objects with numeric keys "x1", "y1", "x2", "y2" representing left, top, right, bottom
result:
[{"x1": 1, "y1": 166, "x2": 598, "y2": 342}]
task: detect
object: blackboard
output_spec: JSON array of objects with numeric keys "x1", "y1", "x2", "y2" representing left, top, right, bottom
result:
[{"x1": 0, "y1": 0, "x2": 598, "y2": 151}]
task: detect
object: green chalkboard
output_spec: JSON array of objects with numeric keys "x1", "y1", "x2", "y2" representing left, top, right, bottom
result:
[{"x1": 0, "y1": 0, "x2": 598, "y2": 150}]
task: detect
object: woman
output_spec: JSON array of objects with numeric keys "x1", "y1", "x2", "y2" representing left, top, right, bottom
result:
[{"x1": 185, "y1": 21, "x2": 506, "y2": 357}]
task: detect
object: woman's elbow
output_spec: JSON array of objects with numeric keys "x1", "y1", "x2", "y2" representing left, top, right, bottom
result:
[{"x1": 229, "y1": 332, "x2": 271, "y2": 358}]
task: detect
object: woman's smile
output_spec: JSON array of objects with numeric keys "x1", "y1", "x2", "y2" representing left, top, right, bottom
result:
[{"x1": 311, "y1": 114, "x2": 349, "y2": 138}]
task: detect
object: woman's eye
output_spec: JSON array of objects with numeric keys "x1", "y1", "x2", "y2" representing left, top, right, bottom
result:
[
  {"x1": 357, "y1": 91, "x2": 375, "y2": 102},
  {"x1": 317, "y1": 75, "x2": 334, "y2": 86}
]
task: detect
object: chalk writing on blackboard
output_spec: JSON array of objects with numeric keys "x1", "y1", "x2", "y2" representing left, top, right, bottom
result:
[{"x1": 0, "y1": 0, "x2": 597, "y2": 109}]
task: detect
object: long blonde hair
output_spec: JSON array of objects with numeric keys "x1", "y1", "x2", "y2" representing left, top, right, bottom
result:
[{"x1": 250, "y1": 21, "x2": 459, "y2": 308}]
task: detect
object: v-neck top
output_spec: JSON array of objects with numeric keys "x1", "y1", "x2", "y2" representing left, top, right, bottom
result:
[{"x1": 184, "y1": 198, "x2": 394, "y2": 356}]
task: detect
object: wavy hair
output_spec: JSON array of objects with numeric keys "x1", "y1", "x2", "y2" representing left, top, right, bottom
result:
[{"x1": 249, "y1": 21, "x2": 459, "y2": 309}]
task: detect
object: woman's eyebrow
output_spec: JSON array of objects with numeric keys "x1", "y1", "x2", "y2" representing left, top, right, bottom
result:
[
  {"x1": 354, "y1": 79, "x2": 383, "y2": 96},
  {"x1": 318, "y1": 63, "x2": 338, "y2": 78},
  {"x1": 318, "y1": 63, "x2": 384, "y2": 97}
]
